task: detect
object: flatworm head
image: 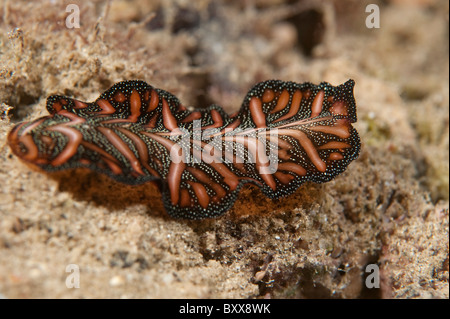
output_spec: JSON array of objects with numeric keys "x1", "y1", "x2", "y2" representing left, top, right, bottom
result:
[{"x1": 8, "y1": 79, "x2": 360, "y2": 219}]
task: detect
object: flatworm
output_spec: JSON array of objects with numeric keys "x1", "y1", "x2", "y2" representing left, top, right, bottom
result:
[{"x1": 8, "y1": 79, "x2": 360, "y2": 219}]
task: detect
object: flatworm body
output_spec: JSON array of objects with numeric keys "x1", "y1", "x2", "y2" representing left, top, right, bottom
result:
[{"x1": 8, "y1": 79, "x2": 360, "y2": 219}]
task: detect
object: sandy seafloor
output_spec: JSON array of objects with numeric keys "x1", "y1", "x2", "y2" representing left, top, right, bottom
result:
[{"x1": 0, "y1": 0, "x2": 448, "y2": 298}]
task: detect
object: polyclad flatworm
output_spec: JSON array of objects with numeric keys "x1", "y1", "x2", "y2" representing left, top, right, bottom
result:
[{"x1": 8, "y1": 79, "x2": 360, "y2": 219}]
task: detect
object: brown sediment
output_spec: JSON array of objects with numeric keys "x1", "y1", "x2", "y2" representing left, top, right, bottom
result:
[{"x1": 0, "y1": 0, "x2": 447, "y2": 300}]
